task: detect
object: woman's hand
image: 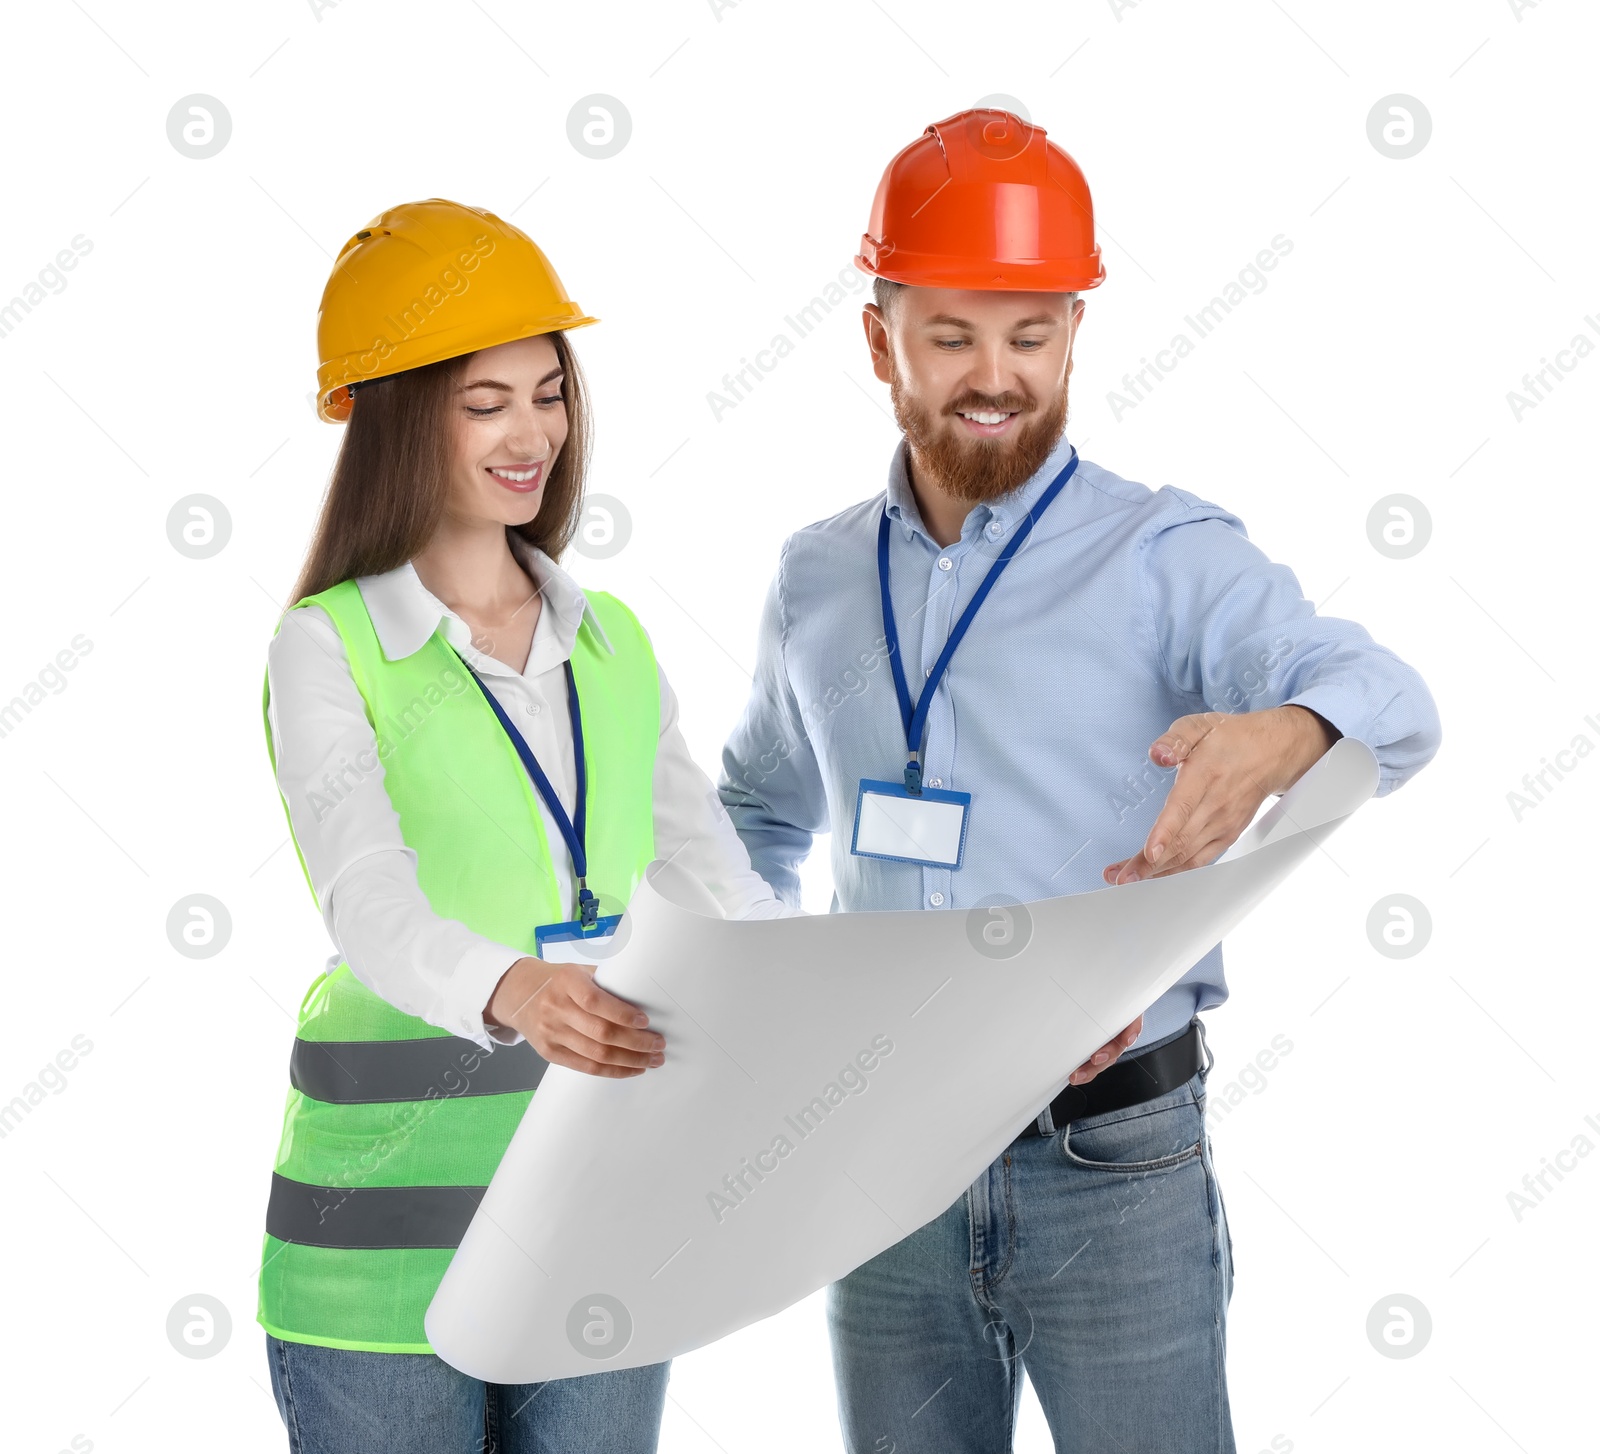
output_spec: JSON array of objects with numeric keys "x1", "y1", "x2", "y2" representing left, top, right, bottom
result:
[{"x1": 485, "y1": 957, "x2": 665, "y2": 1077}]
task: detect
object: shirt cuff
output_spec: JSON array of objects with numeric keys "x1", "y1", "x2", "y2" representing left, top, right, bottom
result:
[
  {"x1": 448, "y1": 940, "x2": 531, "y2": 1049},
  {"x1": 1281, "y1": 688, "x2": 1350, "y2": 742},
  {"x1": 734, "y1": 897, "x2": 811, "y2": 920}
]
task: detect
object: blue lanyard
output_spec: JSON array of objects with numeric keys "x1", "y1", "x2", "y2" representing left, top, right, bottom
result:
[
  {"x1": 452, "y1": 648, "x2": 600, "y2": 928},
  {"x1": 878, "y1": 447, "x2": 1079, "y2": 795}
]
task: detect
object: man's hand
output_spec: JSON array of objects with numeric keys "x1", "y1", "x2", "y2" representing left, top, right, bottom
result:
[
  {"x1": 1103, "y1": 705, "x2": 1340, "y2": 886},
  {"x1": 1067, "y1": 1016, "x2": 1143, "y2": 1086},
  {"x1": 485, "y1": 957, "x2": 666, "y2": 1078}
]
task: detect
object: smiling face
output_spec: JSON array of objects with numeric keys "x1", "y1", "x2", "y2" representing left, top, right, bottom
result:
[
  {"x1": 445, "y1": 333, "x2": 570, "y2": 529},
  {"x1": 864, "y1": 285, "x2": 1083, "y2": 503}
]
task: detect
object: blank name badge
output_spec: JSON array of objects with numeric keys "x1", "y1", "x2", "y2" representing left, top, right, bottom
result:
[
  {"x1": 851, "y1": 778, "x2": 972, "y2": 870},
  {"x1": 535, "y1": 913, "x2": 625, "y2": 965}
]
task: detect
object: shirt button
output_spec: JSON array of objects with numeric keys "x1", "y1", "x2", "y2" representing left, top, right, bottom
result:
[
  {"x1": 928, "y1": 777, "x2": 943, "y2": 787},
  {"x1": 987, "y1": 522, "x2": 1003, "y2": 538},
  {"x1": 938, "y1": 556, "x2": 953, "y2": 571},
  {"x1": 929, "y1": 891, "x2": 945, "y2": 907}
]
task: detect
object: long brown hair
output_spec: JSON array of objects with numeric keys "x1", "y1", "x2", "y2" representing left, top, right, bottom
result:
[{"x1": 288, "y1": 330, "x2": 593, "y2": 605}]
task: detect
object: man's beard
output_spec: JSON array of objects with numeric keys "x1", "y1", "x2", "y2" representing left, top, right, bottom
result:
[{"x1": 890, "y1": 368, "x2": 1069, "y2": 504}]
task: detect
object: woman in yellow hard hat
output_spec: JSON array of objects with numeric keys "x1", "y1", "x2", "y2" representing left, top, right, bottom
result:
[{"x1": 257, "y1": 198, "x2": 799, "y2": 1450}]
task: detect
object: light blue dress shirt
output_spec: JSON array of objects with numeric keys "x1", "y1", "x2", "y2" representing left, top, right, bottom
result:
[{"x1": 717, "y1": 428, "x2": 1442, "y2": 1048}]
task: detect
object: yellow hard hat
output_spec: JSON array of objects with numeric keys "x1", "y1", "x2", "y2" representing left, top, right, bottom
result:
[{"x1": 314, "y1": 197, "x2": 598, "y2": 423}]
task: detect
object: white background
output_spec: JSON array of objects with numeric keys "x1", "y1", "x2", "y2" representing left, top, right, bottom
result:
[{"x1": 1, "y1": 1, "x2": 1594, "y2": 1450}]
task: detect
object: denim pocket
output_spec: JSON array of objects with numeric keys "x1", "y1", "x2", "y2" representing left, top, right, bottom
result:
[{"x1": 1055, "y1": 1077, "x2": 1205, "y2": 1173}]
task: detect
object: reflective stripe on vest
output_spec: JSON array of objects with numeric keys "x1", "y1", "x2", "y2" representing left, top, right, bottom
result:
[
  {"x1": 289, "y1": 1035, "x2": 548, "y2": 1105},
  {"x1": 266, "y1": 1172, "x2": 484, "y2": 1249},
  {"x1": 258, "y1": 574, "x2": 658, "y2": 1353}
]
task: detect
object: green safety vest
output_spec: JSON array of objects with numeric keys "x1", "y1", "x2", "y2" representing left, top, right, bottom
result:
[{"x1": 255, "y1": 575, "x2": 659, "y2": 1353}]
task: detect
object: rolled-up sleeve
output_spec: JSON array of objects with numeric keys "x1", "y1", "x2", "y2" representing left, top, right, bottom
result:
[
  {"x1": 717, "y1": 543, "x2": 830, "y2": 904},
  {"x1": 1139, "y1": 500, "x2": 1442, "y2": 796}
]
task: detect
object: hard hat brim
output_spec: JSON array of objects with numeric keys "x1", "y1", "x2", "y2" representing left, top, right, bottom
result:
[
  {"x1": 318, "y1": 312, "x2": 599, "y2": 423},
  {"x1": 854, "y1": 247, "x2": 1104, "y2": 293}
]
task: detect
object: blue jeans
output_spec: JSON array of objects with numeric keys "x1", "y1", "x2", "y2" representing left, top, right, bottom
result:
[
  {"x1": 265, "y1": 1333, "x2": 670, "y2": 1453},
  {"x1": 827, "y1": 1066, "x2": 1235, "y2": 1453}
]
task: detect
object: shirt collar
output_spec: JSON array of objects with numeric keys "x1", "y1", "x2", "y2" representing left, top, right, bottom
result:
[
  {"x1": 355, "y1": 532, "x2": 614, "y2": 665},
  {"x1": 884, "y1": 428, "x2": 1079, "y2": 545}
]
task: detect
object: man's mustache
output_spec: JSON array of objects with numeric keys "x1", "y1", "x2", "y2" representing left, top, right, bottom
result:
[{"x1": 943, "y1": 396, "x2": 1034, "y2": 415}]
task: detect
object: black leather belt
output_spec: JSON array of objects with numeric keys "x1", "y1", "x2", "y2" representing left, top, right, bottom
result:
[{"x1": 1013, "y1": 1019, "x2": 1204, "y2": 1141}]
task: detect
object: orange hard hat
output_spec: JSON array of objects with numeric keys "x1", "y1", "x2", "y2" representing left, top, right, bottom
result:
[{"x1": 855, "y1": 109, "x2": 1105, "y2": 293}]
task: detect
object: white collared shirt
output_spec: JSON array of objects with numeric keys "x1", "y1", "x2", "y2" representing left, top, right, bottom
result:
[{"x1": 266, "y1": 533, "x2": 801, "y2": 1053}]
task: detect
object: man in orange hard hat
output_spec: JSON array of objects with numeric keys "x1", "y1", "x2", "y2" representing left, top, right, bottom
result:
[{"x1": 718, "y1": 109, "x2": 1440, "y2": 1450}]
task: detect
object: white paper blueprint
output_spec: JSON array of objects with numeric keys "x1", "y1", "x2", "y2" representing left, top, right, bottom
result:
[{"x1": 425, "y1": 738, "x2": 1380, "y2": 1382}]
